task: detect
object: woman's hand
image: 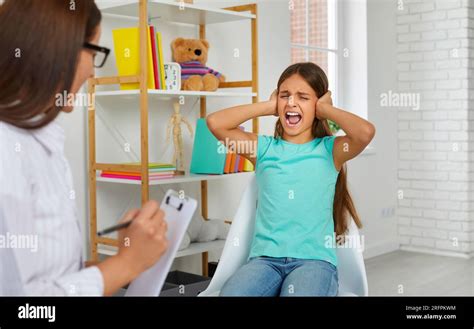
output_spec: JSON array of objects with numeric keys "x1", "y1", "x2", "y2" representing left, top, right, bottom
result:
[
  {"x1": 96, "y1": 200, "x2": 169, "y2": 295},
  {"x1": 117, "y1": 200, "x2": 168, "y2": 277},
  {"x1": 316, "y1": 91, "x2": 333, "y2": 120}
]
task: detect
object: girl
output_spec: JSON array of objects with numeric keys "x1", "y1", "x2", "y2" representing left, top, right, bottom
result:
[{"x1": 207, "y1": 62, "x2": 375, "y2": 296}]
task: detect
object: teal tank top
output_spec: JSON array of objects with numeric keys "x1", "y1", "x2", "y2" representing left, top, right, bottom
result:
[{"x1": 249, "y1": 135, "x2": 340, "y2": 266}]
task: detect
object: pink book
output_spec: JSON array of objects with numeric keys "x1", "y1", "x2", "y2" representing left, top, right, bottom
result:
[
  {"x1": 101, "y1": 173, "x2": 174, "y2": 180},
  {"x1": 149, "y1": 26, "x2": 160, "y2": 89}
]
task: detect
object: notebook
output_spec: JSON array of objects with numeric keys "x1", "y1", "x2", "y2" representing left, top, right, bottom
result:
[
  {"x1": 112, "y1": 26, "x2": 155, "y2": 90},
  {"x1": 125, "y1": 190, "x2": 197, "y2": 296}
]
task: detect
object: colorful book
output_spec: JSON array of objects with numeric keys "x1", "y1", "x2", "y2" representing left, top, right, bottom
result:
[
  {"x1": 234, "y1": 155, "x2": 240, "y2": 173},
  {"x1": 101, "y1": 173, "x2": 174, "y2": 181},
  {"x1": 149, "y1": 26, "x2": 160, "y2": 89},
  {"x1": 100, "y1": 162, "x2": 176, "y2": 181},
  {"x1": 238, "y1": 155, "x2": 244, "y2": 172},
  {"x1": 101, "y1": 172, "x2": 174, "y2": 178},
  {"x1": 123, "y1": 162, "x2": 175, "y2": 169},
  {"x1": 155, "y1": 32, "x2": 166, "y2": 90},
  {"x1": 112, "y1": 26, "x2": 156, "y2": 90},
  {"x1": 101, "y1": 171, "x2": 175, "y2": 177},
  {"x1": 224, "y1": 152, "x2": 232, "y2": 174},
  {"x1": 243, "y1": 159, "x2": 254, "y2": 172},
  {"x1": 229, "y1": 153, "x2": 236, "y2": 173}
]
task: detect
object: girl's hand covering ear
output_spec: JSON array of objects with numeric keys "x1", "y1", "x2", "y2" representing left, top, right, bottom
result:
[
  {"x1": 316, "y1": 91, "x2": 333, "y2": 120},
  {"x1": 268, "y1": 89, "x2": 279, "y2": 116}
]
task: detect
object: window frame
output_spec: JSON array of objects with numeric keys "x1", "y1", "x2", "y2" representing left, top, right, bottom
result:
[{"x1": 290, "y1": 0, "x2": 341, "y2": 106}]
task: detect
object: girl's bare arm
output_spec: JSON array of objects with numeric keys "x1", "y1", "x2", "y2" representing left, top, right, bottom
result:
[
  {"x1": 206, "y1": 97, "x2": 276, "y2": 165},
  {"x1": 317, "y1": 92, "x2": 376, "y2": 171}
]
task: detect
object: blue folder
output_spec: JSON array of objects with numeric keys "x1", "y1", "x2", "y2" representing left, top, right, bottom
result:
[{"x1": 190, "y1": 118, "x2": 226, "y2": 174}]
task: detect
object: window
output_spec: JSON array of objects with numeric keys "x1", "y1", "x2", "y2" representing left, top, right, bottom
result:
[{"x1": 290, "y1": 0, "x2": 338, "y2": 100}]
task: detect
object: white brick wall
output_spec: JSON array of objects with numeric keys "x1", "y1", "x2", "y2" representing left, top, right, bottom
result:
[{"x1": 396, "y1": 0, "x2": 473, "y2": 256}]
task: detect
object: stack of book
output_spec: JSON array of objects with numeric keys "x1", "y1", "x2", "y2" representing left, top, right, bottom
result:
[
  {"x1": 223, "y1": 151, "x2": 253, "y2": 174},
  {"x1": 100, "y1": 163, "x2": 177, "y2": 181},
  {"x1": 112, "y1": 25, "x2": 166, "y2": 90}
]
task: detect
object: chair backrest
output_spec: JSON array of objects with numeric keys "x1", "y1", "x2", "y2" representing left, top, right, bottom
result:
[
  {"x1": 199, "y1": 174, "x2": 258, "y2": 296},
  {"x1": 336, "y1": 220, "x2": 368, "y2": 296},
  {"x1": 199, "y1": 173, "x2": 368, "y2": 296}
]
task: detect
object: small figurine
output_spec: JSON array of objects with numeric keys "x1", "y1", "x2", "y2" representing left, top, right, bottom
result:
[{"x1": 166, "y1": 102, "x2": 193, "y2": 171}]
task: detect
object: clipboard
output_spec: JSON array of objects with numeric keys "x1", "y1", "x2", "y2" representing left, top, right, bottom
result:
[{"x1": 125, "y1": 189, "x2": 197, "y2": 296}]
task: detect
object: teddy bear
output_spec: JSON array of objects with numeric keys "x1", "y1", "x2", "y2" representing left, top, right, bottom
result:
[
  {"x1": 171, "y1": 37, "x2": 225, "y2": 91},
  {"x1": 178, "y1": 212, "x2": 230, "y2": 251}
]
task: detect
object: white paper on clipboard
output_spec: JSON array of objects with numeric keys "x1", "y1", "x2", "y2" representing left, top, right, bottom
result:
[{"x1": 125, "y1": 189, "x2": 197, "y2": 296}]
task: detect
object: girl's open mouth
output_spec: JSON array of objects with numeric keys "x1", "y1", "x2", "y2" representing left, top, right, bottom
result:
[{"x1": 285, "y1": 111, "x2": 302, "y2": 127}]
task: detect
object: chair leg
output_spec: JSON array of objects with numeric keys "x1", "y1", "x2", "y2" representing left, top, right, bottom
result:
[{"x1": 202, "y1": 252, "x2": 208, "y2": 276}]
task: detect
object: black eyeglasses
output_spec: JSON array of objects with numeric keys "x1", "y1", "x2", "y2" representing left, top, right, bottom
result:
[{"x1": 83, "y1": 42, "x2": 110, "y2": 68}]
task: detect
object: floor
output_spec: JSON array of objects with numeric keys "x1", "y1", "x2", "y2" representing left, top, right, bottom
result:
[{"x1": 365, "y1": 250, "x2": 474, "y2": 296}]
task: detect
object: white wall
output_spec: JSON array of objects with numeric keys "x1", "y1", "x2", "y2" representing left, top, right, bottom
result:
[
  {"x1": 343, "y1": 0, "x2": 398, "y2": 258},
  {"x1": 339, "y1": 0, "x2": 368, "y2": 119},
  {"x1": 395, "y1": 0, "x2": 473, "y2": 258}
]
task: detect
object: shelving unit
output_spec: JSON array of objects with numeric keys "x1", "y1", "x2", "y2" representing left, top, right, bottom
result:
[
  {"x1": 88, "y1": 0, "x2": 259, "y2": 276},
  {"x1": 96, "y1": 171, "x2": 254, "y2": 185},
  {"x1": 99, "y1": 0, "x2": 255, "y2": 24},
  {"x1": 95, "y1": 89, "x2": 257, "y2": 98}
]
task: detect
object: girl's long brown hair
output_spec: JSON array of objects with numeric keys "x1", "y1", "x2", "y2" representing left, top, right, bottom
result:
[
  {"x1": 0, "y1": 0, "x2": 101, "y2": 129},
  {"x1": 274, "y1": 62, "x2": 362, "y2": 237}
]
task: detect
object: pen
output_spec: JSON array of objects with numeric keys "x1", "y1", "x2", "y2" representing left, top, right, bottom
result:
[
  {"x1": 98, "y1": 194, "x2": 182, "y2": 236},
  {"x1": 97, "y1": 219, "x2": 133, "y2": 236}
]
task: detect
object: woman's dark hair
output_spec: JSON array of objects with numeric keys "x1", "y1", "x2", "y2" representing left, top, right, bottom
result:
[
  {"x1": 274, "y1": 62, "x2": 362, "y2": 237},
  {"x1": 0, "y1": 0, "x2": 101, "y2": 129}
]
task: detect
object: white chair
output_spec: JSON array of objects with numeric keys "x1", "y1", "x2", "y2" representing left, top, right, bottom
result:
[{"x1": 199, "y1": 174, "x2": 368, "y2": 296}]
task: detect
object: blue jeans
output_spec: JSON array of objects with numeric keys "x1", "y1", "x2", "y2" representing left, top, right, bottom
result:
[{"x1": 220, "y1": 256, "x2": 338, "y2": 296}]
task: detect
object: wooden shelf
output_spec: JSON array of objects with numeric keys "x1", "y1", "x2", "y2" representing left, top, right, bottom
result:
[
  {"x1": 96, "y1": 171, "x2": 254, "y2": 185},
  {"x1": 95, "y1": 89, "x2": 257, "y2": 99},
  {"x1": 88, "y1": 1, "x2": 259, "y2": 278},
  {"x1": 98, "y1": 239, "x2": 226, "y2": 258},
  {"x1": 99, "y1": 0, "x2": 256, "y2": 24}
]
